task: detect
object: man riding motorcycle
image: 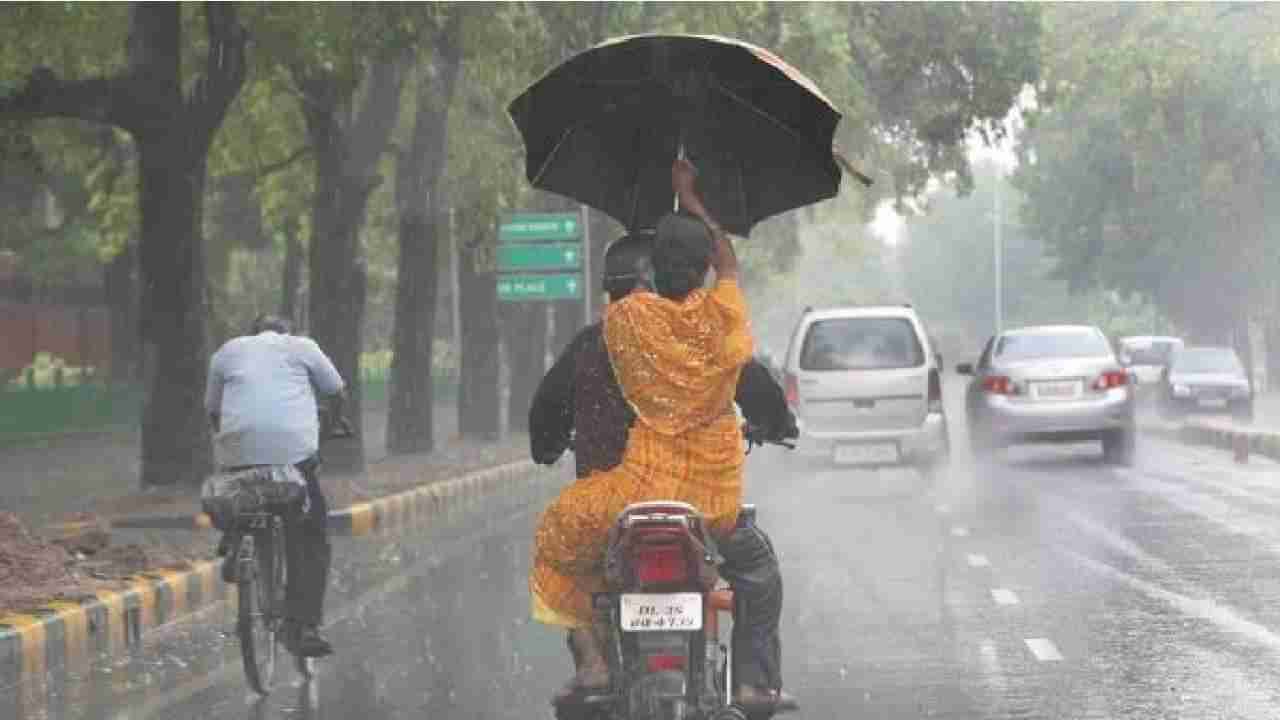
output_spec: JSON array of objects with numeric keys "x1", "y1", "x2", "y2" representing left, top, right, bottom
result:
[
  {"x1": 529, "y1": 159, "x2": 797, "y2": 711},
  {"x1": 205, "y1": 314, "x2": 352, "y2": 658}
]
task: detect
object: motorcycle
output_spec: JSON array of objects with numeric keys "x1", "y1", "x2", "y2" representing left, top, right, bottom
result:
[{"x1": 559, "y1": 423, "x2": 795, "y2": 720}]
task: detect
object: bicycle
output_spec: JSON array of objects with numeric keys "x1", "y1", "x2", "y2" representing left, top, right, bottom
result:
[{"x1": 205, "y1": 414, "x2": 355, "y2": 695}]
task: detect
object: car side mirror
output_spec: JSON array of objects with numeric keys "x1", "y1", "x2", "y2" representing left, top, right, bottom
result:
[{"x1": 956, "y1": 362, "x2": 974, "y2": 376}]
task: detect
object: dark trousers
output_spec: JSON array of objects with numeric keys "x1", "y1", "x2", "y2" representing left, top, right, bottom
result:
[
  {"x1": 718, "y1": 519, "x2": 784, "y2": 692},
  {"x1": 285, "y1": 456, "x2": 331, "y2": 627}
]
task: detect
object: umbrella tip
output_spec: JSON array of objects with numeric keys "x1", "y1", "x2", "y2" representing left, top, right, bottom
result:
[{"x1": 833, "y1": 149, "x2": 874, "y2": 188}]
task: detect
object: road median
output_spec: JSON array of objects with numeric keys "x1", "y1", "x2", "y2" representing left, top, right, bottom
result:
[{"x1": 1141, "y1": 415, "x2": 1280, "y2": 462}]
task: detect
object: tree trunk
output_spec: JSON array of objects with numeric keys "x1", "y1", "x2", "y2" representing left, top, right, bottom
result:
[
  {"x1": 458, "y1": 232, "x2": 500, "y2": 440},
  {"x1": 280, "y1": 216, "x2": 302, "y2": 321},
  {"x1": 387, "y1": 36, "x2": 463, "y2": 456},
  {"x1": 136, "y1": 136, "x2": 212, "y2": 487},
  {"x1": 503, "y1": 301, "x2": 547, "y2": 434},
  {"x1": 298, "y1": 55, "x2": 410, "y2": 473},
  {"x1": 104, "y1": 241, "x2": 139, "y2": 383},
  {"x1": 306, "y1": 133, "x2": 371, "y2": 474},
  {"x1": 387, "y1": 204, "x2": 442, "y2": 455}
]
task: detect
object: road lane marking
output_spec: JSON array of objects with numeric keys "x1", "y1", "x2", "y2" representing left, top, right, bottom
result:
[
  {"x1": 967, "y1": 553, "x2": 990, "y2": 568},
  {"x1": 950, "y1": 526, "x2": 970, "y2": 537},
  {"x1": 1024, "y1": 638, "x2": 1063, "y2": 662},
  {"x1": 991, "y1": 588, "x2": 1020, "y2": 606},
  {"x1": 935, "y1": 503, "x2": 952, "y2": 514},
  {"x1": 1065, "y1": 549, "x2": 1280, "y2": 652}
]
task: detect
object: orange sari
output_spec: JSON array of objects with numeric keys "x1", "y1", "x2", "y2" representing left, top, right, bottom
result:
[{"x1": 530, "y1": 279, "x2": 753, "y2": 628}]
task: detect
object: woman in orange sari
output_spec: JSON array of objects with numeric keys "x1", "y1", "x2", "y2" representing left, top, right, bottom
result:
[{"x1": 531, "y1": 159, "x2": 789, "y2": 707}]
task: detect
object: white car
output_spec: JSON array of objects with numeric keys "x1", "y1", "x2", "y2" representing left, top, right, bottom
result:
[
  {"x1": 781, "y1": 304, "x2": 949, "y2": 473},
  {"x1": 1118, "y1": 335, "x2": 1184, "y2": 386}
]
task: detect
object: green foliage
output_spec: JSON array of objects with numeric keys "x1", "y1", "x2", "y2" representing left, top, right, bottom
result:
[{"x1": 1016, "y1": 3, "x2": 1280, "y2": 340}]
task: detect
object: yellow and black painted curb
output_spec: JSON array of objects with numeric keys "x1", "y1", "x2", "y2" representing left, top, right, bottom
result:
[
  {"x1": 1158, "y1": 419, "x2": 1280, "y2": 462},
  {"x1": 2, "y1": 459, "x2": 543, "y2": 691},
  {"x1": 0, "y1": 561, "x2": 226, "y2": 692},
  {"x1": 327, "y1": 460, "x2": 539, "y2": 536}
]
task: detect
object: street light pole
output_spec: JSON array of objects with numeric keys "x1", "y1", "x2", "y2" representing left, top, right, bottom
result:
[{"x1": 994, "y1": 171, "x2": 1004, "y2": 335}]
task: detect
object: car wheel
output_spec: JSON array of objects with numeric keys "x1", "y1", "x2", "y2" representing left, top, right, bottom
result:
[{"x1": 1103, "y1": 427, "x2": 1136, "y2": 466}]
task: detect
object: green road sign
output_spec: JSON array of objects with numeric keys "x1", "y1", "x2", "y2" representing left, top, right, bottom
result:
[
  {"x1": 497, "y1": 242, "x2": 582, "y2": 271},
  {"x1": 499, "y1": 212, "x2": 581, "y2": 243},
  {"x1": 497, "y1": 273, "x2": 583, "y2": 302}
]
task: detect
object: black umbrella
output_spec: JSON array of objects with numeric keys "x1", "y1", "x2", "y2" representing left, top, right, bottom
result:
[{"x1": 508, "y1": 33, "x2": 870, "y2": 238}]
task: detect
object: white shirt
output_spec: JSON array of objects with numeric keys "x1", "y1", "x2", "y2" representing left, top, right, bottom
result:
[{"x1": 205, "y1": 332, "x2": 345, "y2": 467}]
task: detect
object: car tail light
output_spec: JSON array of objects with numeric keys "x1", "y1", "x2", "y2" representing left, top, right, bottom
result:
[
  {"x1": 1093, "y1": 371, "x2": 1129, "y2": 391},
  {"x1": 645, "y1": 654, "x2": 687, "y2": 672},
  {"x1": 784, "y1": 371, "x2": 799, "y2": 407},
  {"x1": 634, "y1": 544, "x2": 689, "y2": 585},
  {"x1": 982, "y1": 376, "x2": 1018, "y2": 395}
]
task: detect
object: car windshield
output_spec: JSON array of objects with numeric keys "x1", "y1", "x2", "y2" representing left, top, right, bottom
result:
[
  {"x1": 799, "y1": 317, "x2": 924, "y2": 371},
  {"x1": 1172, "y1": 348, "x2": 1244, "y2": 375},
  {"x1": 994, "y1": 330, "x2": 1112, "y2": 362}
]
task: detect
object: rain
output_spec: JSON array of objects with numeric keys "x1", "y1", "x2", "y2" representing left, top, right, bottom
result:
[{"x1": 5, "y1": 3, "x2": 1280, "y2": 719}]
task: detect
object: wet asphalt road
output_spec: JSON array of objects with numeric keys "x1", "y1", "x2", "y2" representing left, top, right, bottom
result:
[{"x1": 14, "y1": 388, "x2": 1280, "y2": 719}]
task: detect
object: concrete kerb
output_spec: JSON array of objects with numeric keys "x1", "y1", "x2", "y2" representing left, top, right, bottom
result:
[
  {"x1": 1143, "y1": 417, "x2": 1280, "y2": 463},
  {"x1": 1, "y1": 459, "x2": 542, "y2": 693}
]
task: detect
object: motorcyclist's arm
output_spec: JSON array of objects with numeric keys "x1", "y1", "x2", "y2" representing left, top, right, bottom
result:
[
  {"x1": 529, "y1": 328, "x2": 585, "y2": 464},
  {"x1": 736, "y1": 357, "x2": 797, "y2": 440}
]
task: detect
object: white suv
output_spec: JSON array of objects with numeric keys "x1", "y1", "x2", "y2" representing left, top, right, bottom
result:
[{"x1": 782, "y1": 304, "x2": 949, "y2": 472}]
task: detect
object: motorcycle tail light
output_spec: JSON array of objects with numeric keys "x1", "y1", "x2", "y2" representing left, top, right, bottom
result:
[
  {"x1": 645, "y1": 653, "x2": 687, "y2": 672},
  {"x1": 1093, "y1": 371, "x2": 1129, "y2": 391},
  {"x1": 633, "y1": 544, "x2": 689, "y2": 585}
]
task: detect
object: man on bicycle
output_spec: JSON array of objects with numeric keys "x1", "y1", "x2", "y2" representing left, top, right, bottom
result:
[{"x1": 205, "y1": 314, "x2": 351, "y2": 658}]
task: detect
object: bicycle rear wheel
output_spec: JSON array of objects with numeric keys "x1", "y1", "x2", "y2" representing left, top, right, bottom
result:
[{"x1": 237, "y1": 538, "x2": 278, "y2": 694}]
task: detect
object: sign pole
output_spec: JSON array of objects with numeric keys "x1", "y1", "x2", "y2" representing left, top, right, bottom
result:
[
  {"x1": 449, "y1": 206, "x2": 461, "y2": 357},
  {"x1": 581, "y1": 204, "x2": 591, "y2": 324}
]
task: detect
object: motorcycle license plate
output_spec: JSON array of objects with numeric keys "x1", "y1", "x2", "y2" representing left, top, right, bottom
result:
[{"x1": 619, "y1": 593, "x2": 703, "y2": 632}]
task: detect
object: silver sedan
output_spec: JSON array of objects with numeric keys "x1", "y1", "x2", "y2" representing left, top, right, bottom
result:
[{"x1": 958, "y1": 325, "x2": 1137, "y2": 464}]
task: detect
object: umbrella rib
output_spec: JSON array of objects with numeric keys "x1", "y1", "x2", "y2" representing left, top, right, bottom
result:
[
  {"x1": 707, "y1": 79, "x2": 827, "y2": 157},
  {"x1": 530, "y1": 126, "x2": 577, "y2": 187}
]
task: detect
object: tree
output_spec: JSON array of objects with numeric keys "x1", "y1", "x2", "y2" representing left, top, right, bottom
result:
[
  {"x1": 1016, "y1": 4, "x2": 1280, "y2": 375},
  {"x1": 1, "y1": 3, "x2": 247, "y2": 486},
  {"x1": 250, "y1": 3, "x2": 419, "y2": 471},
  {"x1": 386, "y1": 8, "x2": 465, "y2": 455}
]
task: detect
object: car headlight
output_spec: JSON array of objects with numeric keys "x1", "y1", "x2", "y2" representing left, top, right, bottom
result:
[{"x1": 1172, "y1": 384, "x2": 1190, "y2": 397}]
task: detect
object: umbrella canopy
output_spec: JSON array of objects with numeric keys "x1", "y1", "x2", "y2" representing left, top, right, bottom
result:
[{"x1": 509, "y1": 34, "x2": 859, "y2": 237}]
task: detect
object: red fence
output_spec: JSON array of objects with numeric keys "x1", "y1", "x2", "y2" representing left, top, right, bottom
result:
[{"x1": 0, "y1": 303, "x2": 111, "y2": 372}]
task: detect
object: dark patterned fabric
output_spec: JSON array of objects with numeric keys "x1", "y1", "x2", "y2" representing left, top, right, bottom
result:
[{"x1": 528, "y1": 323, "x2": 635, "y2": 478}]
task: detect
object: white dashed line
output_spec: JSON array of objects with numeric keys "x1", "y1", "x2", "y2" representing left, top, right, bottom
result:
[
  {"x1": 967, "y1": 553, "x2": 991, "y2": 568},
  {"x1": 950, "y1": 526, "x2": 970, "y2": 537},
  {"x1": 991, "y1": 588, "x2": 1020, "y2": 606},
  {"x1": 1024, "y1": 638, "x2": 1064, "y2": 662},
  {"x1": 935, "y1": 503, "x2": 952, "y2": 514}
]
